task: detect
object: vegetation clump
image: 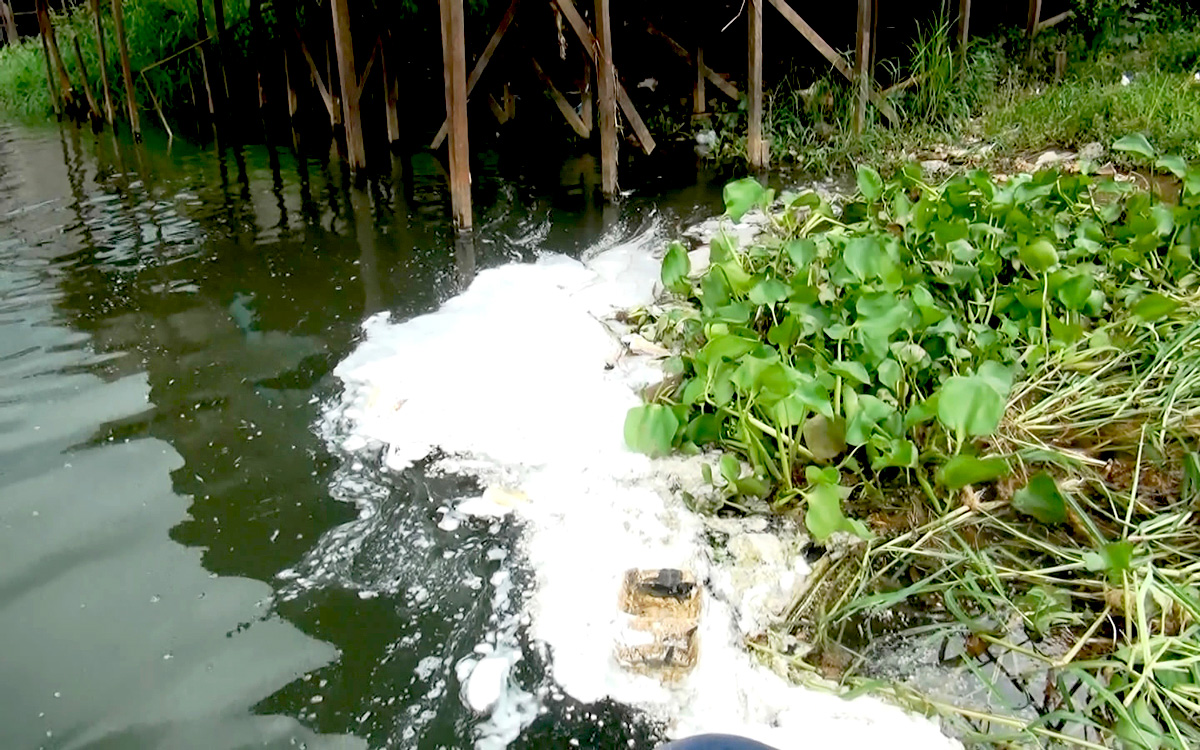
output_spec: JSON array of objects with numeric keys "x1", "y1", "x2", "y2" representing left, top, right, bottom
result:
[{"x1": 625, "y1": 137, "x2": 1200, "y2": 748}]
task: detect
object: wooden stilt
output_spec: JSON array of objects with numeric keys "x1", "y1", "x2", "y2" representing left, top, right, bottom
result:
[
  {"x1": 440, "y1": 0, "x2": 472, "y2": 229},
  {"x1": 70, "y1": 35, "x2": 102, "y2": 125},
  {"x1": 381, "y1": 38, "x2": 400, "y2": 147},
  {"x1": 194, "y1": 0, "x2": 217, "y2": 119},
  {"x1": 330, "y1": 0, "x2": 366, "y2": 174},
  {"x1": 89, "y1": 0, "x2": 115, "y2": 125},
  {"x1": 40, "y1": 27, "x2": 62, "y2": 118},
  {"x1": 644, "y1": 20, "x2": 739, "y2": 102},
  {"x1": 580, "y1": 53, "x2": 593, "y2": 133},
  {"x1": 284, "y1": 46, "x2": 297, "y2": 120},
  {"x1": 1, "y1": 1, "x2": 19, "y2": 46},
  {"x1": 694, "y1": 46, "x2": 706, "y2": 115},
  {"x1": 111, "y1": 0, "x2": 140, "y2": 140},
  {"x1": 957, "y1": 0, "x2": 971, "y2": 53},
  {"x1": 37, "y1": 0, "x2": 76, "y2": 113},
  {"x1": 594, "y1": 0, "x2": 617, "y2": 196},
  {"x1": 431, "y1": 0, "x2": 519, "y2": 150},
  {"x1": 854, "y1": 0, "x2": 872, "y2": 135},
  {"x1": 212, "y1": 0, "x2": 229, "y2": 99},
  {"x1": 747, "y1": 0, "x2": 765, "y2": 168},
  {"x1": 1026, "y1": 0, "x2": 1042, "y2": 39}
]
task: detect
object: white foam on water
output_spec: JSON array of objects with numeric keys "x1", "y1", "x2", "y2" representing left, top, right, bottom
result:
[{"x1": 323, "y1": 220, "x2": 961, "y2": 750}]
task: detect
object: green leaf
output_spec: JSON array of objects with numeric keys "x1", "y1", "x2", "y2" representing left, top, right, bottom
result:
[
  {"x1": 724, "y1": 177, "x2": 767, "y2": 222},
  {"x1": 844, "y1": 236, "x2": 896, "y2": 282},
  {"x1": 856, "y1": 164, "x2": 884, "y2": 202},
  {"x1": 1114, "y1": 697, "x2": 1164, "y2": 750},
  {"x1": 748, "y1": 277, "x2": 791, "y2": 306},
  {"x1": 661, "y1": 241, "x2": 691, "y2": 294},
  {"x1": 685, "y1": 413, "x2": 724, "y2": 445},
  {"x1": 1083, "y1": 540, "x2": 1134, "y2": 584},
  {"x1": 624, "y1": 405, "x2": 680, "y2": 457},
  {"x1": 1019, "y1": 238, "x2": 1058, "y2": 273},
  {"x1": 803, "y1": 415, "x2": 846, "y2": 462},
  {"x1": 936, "y1": 370, "x2": 1009, "y2": 441},
  {"x1": 937, "y1": 455, "x2": 1009, "y2": 488},
  {"x1": 1112, "y1": 133, "x2": 1156, "y2": 161},
  {"x1": 804, "y1": 482, "x2": 871, "y2": 543},
  {"x1": 1011, "y1": 472, "x2": 1067, "y2": 524},
  {"x1": 786, "y1": 238, "x2": 818, "y2": 269},
  {"x1": 830, "y1": 360, "x2": 870, "y2": 385},
  {"x1": 699, "y1": 266, "x2": 732, "y2": 311},
  {"x1": 1130, "y1": 293, "x2": 1179, "y2": 323},
  {"x1": 719, "y1": 453, "x2": 741, "y2": 485},
  {"x1": 845, "y1": 394, "x2": 896, "y2": 446},
  {"x1": 1155, "y1": 154, "x2": 1188, "y2": 179},
  {"x1": 871, "y1": 438, "x2": 918, "y2": 470}
]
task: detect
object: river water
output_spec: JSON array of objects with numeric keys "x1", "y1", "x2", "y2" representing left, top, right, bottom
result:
[{"x1": 0, "y1": 122, "x2": 725, "y2": 750}]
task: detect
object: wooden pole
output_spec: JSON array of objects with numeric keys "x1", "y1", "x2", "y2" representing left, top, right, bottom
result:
[
  {"x1": 747, "y1": 0, "x2": 765, "y2": 168},
  {"x1": 0, "y1": 1, "x2": 18, "y2": 45},
  {"x1": 284, "y1": 45, "x2": 298, "y2": 122},
  {"x1": 1026, "y1": 0, "x2": 1042, "y2": 39},
  {"x1": 594, "y1": 0, "x2": 617, "y2": 196},
  {"x1": 89, "y1": 0, "x2": 115, "y2": 125},
  {"x1": 111, "y1": 0, "x2": 140, "y2": 140},
  {"x1": 37, "y1": 0, "x2": 76, "y2": 113},
  {"x1": 694, "y1": 46, "x2": 706, "y2": 115},
  {"x1": 40, "y1": 27, "x2": 62, "y2": 118},
  {"x1": 381, "y1": 38, "x2": 400, "y2": 147},
  {"x1": 330, "y1": 0, "x2": 366, "y2": 174},
  {"x1": 957, "y1": 0, "x2": 971, "y2": 54},
  {"x1": 70, "y1": 35, "x2": 101, "y2": 124},
  {"x1": 194, "y1": 0, "x2": 217, "y2": 119},
  {"x1": 440, "y1": 0, "x2": 472, "y2": 229},
  {"x1": 853, "y1": 0, "x2": 872, "y2": 135}
]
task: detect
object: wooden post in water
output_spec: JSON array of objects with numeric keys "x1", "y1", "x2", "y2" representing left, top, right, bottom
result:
[
  {"x1": 40, "y1": 27, "x2": 62, "y2": 118},
  {"x1": 747, "y1": 0, "x2": 765, "y2": 168},
  {"x1": 284, "y1": 45, "x2": 298, "y2": 123},
  {"x1": 694, "y1": 46, "x2": 706, "y2": 115},
  {"x1": 70, "y1": 35, "x2": 102, "y2": 126},
  {"x1": 0, "y1": 1, "x2": 18, "y2": 45},
  {"x1": 193, "y1": 0, "x2": 217, "y2": 120},
  {"x1": 330, "y1": 0, "x2": 366, "y2": 174},
  {"x1": 37, "y1": 0, "x2": 77, "y2": 114},
  {"x1": 381, "y1": 39, "x2": 400, "y2": 148},
  {"x1": 957, "y1": 0, "x2": 971, "y2": 54},
  {"x1": 440, "y1": 0, "x2": 472, "y2": 229},
  {"x1": 89, "y1": 0, "x2": 115, "y2": 125},
  {"x1": 853, "y1": 0, "x2": 872, "y2": 135},
  {"x1": 1026, "y1": 0, "x2": 1042, "y2": 39},
  {"x1": 111, "y1": 0, "x2": 140, "y2": 140},
  {"x1": 594, "y1": 0, "x2": 617, "y2": 196},
  {"x1": 212, "y1": 0, "x2": 229, "y2": 100}
]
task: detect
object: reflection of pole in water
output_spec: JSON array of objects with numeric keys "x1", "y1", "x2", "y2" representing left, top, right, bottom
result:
[
  {"x1": 265, "y1": 141, "x2": 288, "y2": 232},
  {"x1": 454, "y1": 230, "x2": 476, "y2": 291},
  {"x1": 351, "y1": 186, "x2": 382, "y2": 316}
]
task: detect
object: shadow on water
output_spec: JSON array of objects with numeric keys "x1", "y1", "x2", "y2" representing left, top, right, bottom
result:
[{"x1": 0, "y1": 121, "x2": 728, "y2": 749}]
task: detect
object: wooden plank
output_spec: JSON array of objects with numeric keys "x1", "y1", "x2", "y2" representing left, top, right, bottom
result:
[
  {"x1": 330, "y1": 0, "x2": 366, "y2": 173},
  {"x1": 531, "y1": 56, "x2": 589, "y2": 138},
  {"x1": 440, "y1": 0, "x2": 473, "y2": 229},
  {"x1": 352, "y1": 39, "x2": 378, "y2": 101},
  {"x1": 957, "y1": 0, "x2": 971, "y2": 52},
  {"x1": 1037, "y1": 10, "x2": 1073, "y2": 33},
  {"x1": 431, "y1": 0, "x2": 520, "y2": 149},
  {"x1": 694, "y1": 46, "x2": 705, "y2": 114},
  {"x1": 854, "y1": 0, "x2": 871, "y2": 134},
  {"x1": 594, "y1": 0, "x2": 617, "y2": 196},
  {"x1": 766, "y1": 0, "x2": 852, "y2": 80},
  {"x1": 554, "y1": 0, "x2": 655, "y2": 155},
  {"x1": 89, "y1": 0, "x2": 115, "y2": 124},
  {"x1": 747, "y1": 0, "x2": 765, "y2": 168},
  {"x1": 644, "y1": 19, "x2": 738, "y2": 101},
  {"x1": 111, "y1": 0, "x2": 139, "y2": 139}
]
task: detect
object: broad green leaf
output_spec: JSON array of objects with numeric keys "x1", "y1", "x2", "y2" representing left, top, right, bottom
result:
[
  {"x1": 685, "y1": 413, "x2": 723, "y2": 445},
  {"x1": 1055, "y1": 271, "x2": 1094, "y2": 311},
  {"x1": 748, "y1": 277, "x2": 791, "y2": 306},
  {"x1": 804, "y1": 482, "x2": 871, "y2": 542},
  {"x1": 734, "y1": 476, "x2": 771, "y2": 497},
  {"x1": 876, "y1": 358, "x2": 902, "y2": 393},
  {"x1": 936, "y1": 455, "x2": 1010, "y2": 488},
  {"x1": 786, "y1": 238, "x2": 818, "y2": 269},
  {"x1": 803, "y1": 415, "x2": 846, "y2": 462},
  {"x1": 1130, "y1": 293, "x2": 1179, "y2": 322},
  {"x1": 871, "y1": 438, "x2": 918, "y2": 470},
  {"x1": 830, "y1": 360, "x2": 870, "y2": 385},
  {"x1": 699, "y1": 266, "x2": 732, "y2": 311},
  {"x1": 1019, "y1": 238, "x2": 1058, "y2": 273},
  {"x1": 1011, "y1": 472, "x2": 1067, "y2": 524},
  {"x1": 1114, "y1": 696, "x2": 1164, "y2": 750},
  {"x1": 774, "y1": 375, "x2": 833, "y2": 424},
  {"x1": 1155, "y1": 154, "x2": 1188, "y2": 179},
  {"x1": 937, "y1": 371, "x2": 1009, "y2": 441},
  {"x1": 719, "y1": 453, "x2": 741, "y2": 485},
  {"x1": 844, "y1": 236, "x2": 896, "y2": 281},
  {"x1": 698, "y1": 334, "x2": 758, "y2": 364},
  {"x1": 624, "y1": 405, "x2": 679, "y2": 457},
  {"x1": 1083, "y1": 540, "x2": 1134, "y2": 584},
  {"x1": 724, "y1": 177, "x2": 767, "y2": 222},
  {"x1": 1112, "y1": 133, "x2": 1156, "y2": 161},
  {"x1": 856, "y1": 164, "x2": 884, "y2": 202},
  {"x1": 661, "y1": 241, "x2": 691, "y2": 294},
  {"x1": 845, "y1": 394, "x2": 895, "y2": 446}
]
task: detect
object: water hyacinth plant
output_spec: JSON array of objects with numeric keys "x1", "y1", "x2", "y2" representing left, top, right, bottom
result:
[{"x1": 625, "y1": 137, "x2": 1200, "y2": 748}]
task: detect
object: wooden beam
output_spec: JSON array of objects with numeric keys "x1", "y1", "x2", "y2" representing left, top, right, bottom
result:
[
  {"x1": 694, "y1": 45, "x2": 705, "y2": 115},
  {"x1": 594, "y1": 0, "x2": 617, "y2": 196},
  {"x1": 0, "y1": 1, "x2": 17, "y2": 45},
  {"x1": 431, "y1": 0, "x2": 520, "y2": 149},
  {"x1": 531, "y1": 56, "x2": 589, "y2": 138},
  {"x1": 1026, "y1": 0, "x2": 1042, "y2": 38},
  {"x1": 644, "y1": 19, "x2": 738, "y2": 101},
  {"x1": 748, "y1": 0, "x2": 765, "y2": 168},
  {"x1": 440, "y1": 0, "x2": 473, "y2": 229},
  {"x1": 36, "y1": 0, "x2": 75, "y2": 111},
  {"x1": 381, "y1": 38, "x2": 399, "y2": 145},
  {"x1": 70, "y1": 35, "x2": 101, "y2": 123},
  {"x1": 1037, "y1": 10, "x2": 1073, "y2": 33},
  {"x1": 553, "y1": 0, "x2": 655, "y2": 155},
  {"x1": 111, "y1": 0, "x2": 139, "y2": 139},
  {"x1": 89, "y1": 0, "x2": 115, "y2": 125},
  {"x1": 39, "y1": 23, "x2": 60, "y2": 117},
  {"x1": 957, "y1": 0, "x2": 971, "y2": 52},
  {"x1": 296, "y1": 33, "x2": 338, "y2": 125},
  {"x1": 284, "y1": 46, "x2": 298, "y2": 120},
  {"x1": 194, "y1": 0, "x2": 217, "y2": 119},
  {"x1": 854, "y1": 0, "x2": 871, "y2": 135},
  {"x1": 330, "y1": 0, "x2": 366, "y2": 173},
  {"x1": 352, "y1": 38, "x2": 378, "y2": 101},
  {"x1": 579, "y1": 52, "x2": 593, "y2": 131}
]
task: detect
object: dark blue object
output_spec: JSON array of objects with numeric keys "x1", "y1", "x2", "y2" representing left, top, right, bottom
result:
[{"x1": 659, "y1": 734, "x2": 780, "y2": 750}]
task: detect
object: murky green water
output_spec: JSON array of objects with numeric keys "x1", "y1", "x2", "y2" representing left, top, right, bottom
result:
[{"x1": 0, "y1": 122, "x2": 726, "y2": 749}]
